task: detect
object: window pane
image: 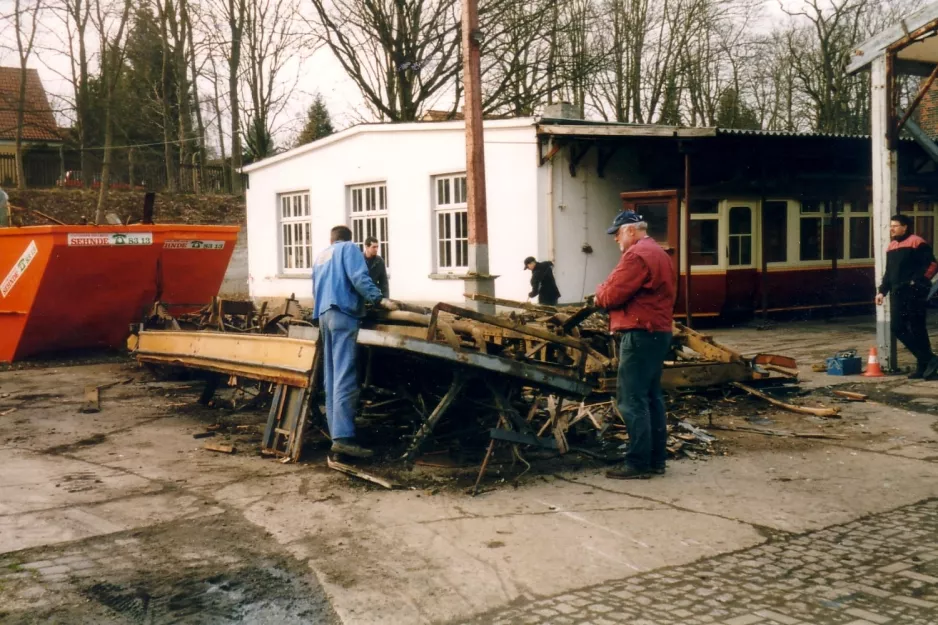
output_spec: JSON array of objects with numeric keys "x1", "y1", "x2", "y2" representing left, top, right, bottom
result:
[
  {"x1": 691, "y1": 199, "x2": 718, "y2": 214},
  {"x1": 916, "y1": 216, "x2": 935, "y2": 247},
  {"x1": 444, "y1": 179, "x2": 451, "y2": 205},
  {"x1": 849, "y1": 216, "x2": 871, "y2": 259},
  {"x1": 729, "y1": 207, "x2": 751, "y2": 234},
  {"x1": 741, "y1": 237, "x2": 752, "y2": 265},
  {"x1": 800, "y1": 217, "x2": 821, "y2": 261},
  {"x1": 437, "y1": 179, "x2": 445, "y2": 205},
  {"x1": 848, "y1": 200, "x2": 869, "y2": 213},
  {"x1": 459, "y1": 212, "x2": 467, "y2": 239},
  {"x1": 635, "y1": 202, "x2": 669, "y2": 241},
  {"x1": 763, "y1": 201, "x2": 787, "y2": 263},
  {"x1": 729, "y1": 238, "x2": 740, "y2": 266},
  {"x1": 823, "y1": 217, "x2": 844, "y2": 260},
  {"x1": 303, "y1": 194, "x2": 310, "y2": 215},
  {"x1": 689, "y1": 220, "x2": 718, "y2": 265},
  {"x1": 379, "y1": 186, "x2": 386, "y2": 210}
]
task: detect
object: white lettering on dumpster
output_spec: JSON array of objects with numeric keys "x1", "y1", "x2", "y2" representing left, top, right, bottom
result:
[
  {"x1": 67, "y1": 232, "x2": 153, "y2": 246},
  {"x1": 163, "y1": 240, "x2": 225, "y2": 250},
  {"x1": 1, "y1": 240, "x2": 39, "y2": 298}
]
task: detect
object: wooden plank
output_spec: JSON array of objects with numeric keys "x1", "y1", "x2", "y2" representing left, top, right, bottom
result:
[
  {"x1": 327, "y1": 457, "x2": 397, "y2": 489},
  {"x1": 204, "y1": 442, "x2": 235, "y2": 454},
  {"x1": 80, "y1": 387, "x2": 100, "y2": 414},
  {"x1": 536, "y1": 124, "x2": 717, "y2": 139},
  {"x1": 731, "y1": 382, "x2": 840, "y2": 418},
  {"x1": 833, "y1": 390, "x2": 868, "y2": 401}
]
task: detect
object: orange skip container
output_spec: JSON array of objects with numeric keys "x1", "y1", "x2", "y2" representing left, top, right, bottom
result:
[{"x1": 0, "y1": 224, "x2": 239, "y2": 362}]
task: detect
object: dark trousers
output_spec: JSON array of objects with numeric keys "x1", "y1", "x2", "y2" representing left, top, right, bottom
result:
[
  {"x1": 891, "y1": 286, "x2": 934, "y2": 368},
  {"x1": 617, "y1": 330, "x2": 672, "y2": 470}
]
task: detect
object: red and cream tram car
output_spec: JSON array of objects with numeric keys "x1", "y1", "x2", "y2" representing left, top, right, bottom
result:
[{"x1": 620, "y1": 190, "x2": 938, "y2": 319}]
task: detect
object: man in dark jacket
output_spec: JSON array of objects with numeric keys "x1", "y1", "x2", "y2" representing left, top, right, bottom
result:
[
  {"x1": 876, "y1": 214, "x2": 938, "y2": 379},
  {"x1": 363, "y1": 236, "x2": 389, "y2": 298},
  {"x1": 524, "y1": 256, "x2": 560, "y2": 306},
  {"x1": 595, "y1": 210, "x2": 675, "y2": 480}
]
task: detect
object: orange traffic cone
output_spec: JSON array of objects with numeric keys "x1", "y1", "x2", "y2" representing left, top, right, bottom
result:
[{"x1": 863, "y1": 346, "x2": 885, "y2": 377}]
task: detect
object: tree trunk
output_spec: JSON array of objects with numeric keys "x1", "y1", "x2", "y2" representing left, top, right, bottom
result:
[
  {"x1": 228, "y1": 0, "x2": 244, "y2": 194},
  {"x1": 187, "y1": 10, "x2": 207, "y2": 181},
  {"x1": 14, "y1": 68, "x2": 28, "y2": 190},
  {"x1": 95, "y1": 105, "x2": 114, "y2": 223},
  {"x1": 159, "y1": 0, "x2": 177, "y2": 192}
]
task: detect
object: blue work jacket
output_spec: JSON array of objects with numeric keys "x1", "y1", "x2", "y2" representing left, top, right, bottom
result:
[{"x1": 312, "y1": 241, "x2": 383, "y2": 320}]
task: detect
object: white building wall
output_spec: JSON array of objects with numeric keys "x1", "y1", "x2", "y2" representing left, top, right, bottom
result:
[
  {"x1": 244, "y1": 121, "x2": 541, "y2": 306},
  {"x1": 547, "y1": 146, "x2": 648, "y2": 302}
]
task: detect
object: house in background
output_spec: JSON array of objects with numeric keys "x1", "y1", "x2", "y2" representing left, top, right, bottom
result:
[
  {"x1": 242, "y1": 110, "x2": 938, "y2": 319},
  {"x1": 0, "y1": 67, "x2": 62, "y2": 185}
]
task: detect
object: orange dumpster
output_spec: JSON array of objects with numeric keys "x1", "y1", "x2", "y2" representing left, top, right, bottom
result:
[{"x1": 0, "y1": 224, "x2": 239, "y2": 362}]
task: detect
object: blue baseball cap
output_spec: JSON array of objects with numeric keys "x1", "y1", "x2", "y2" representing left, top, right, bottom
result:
[{"x1": 606, "y1": 210, "x2": 643, "y2": 234}]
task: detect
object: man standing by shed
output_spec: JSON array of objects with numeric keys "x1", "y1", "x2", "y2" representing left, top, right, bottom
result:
[
  {"x1": 524, "y1": 256, "x2": 561, "y2": 306},
  {"x1": 875, "y1": 214, "x2": 938, "y2": 379},
  {"x1": 313, "y1": 225, "x2": 399, "y2": 458},
  {"x1": 595, "y1": 211, "x2": 675, "y2": 480},
  {"x1": 363, "y1": 236, "x2": 390, "y2": 298}
]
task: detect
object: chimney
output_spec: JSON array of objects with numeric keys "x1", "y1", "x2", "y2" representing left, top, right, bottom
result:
[
  {"x1": 920, "y1": 77, "x2": 938, "y2": 138},
  {"x1": 542, "y1": 102, "x2": 582, "y2": 121}
]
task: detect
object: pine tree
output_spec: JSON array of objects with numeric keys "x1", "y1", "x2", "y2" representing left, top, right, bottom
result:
[{"x1": 295, "y1": 94, "x2": 335, "y2": 146}]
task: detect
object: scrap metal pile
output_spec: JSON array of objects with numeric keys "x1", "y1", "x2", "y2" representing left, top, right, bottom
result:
[{"x1": 130, "y1": 294, "x2": 799, "y2": 489}]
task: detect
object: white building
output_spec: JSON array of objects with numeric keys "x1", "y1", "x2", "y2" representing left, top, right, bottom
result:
[{"x1": 242, "y1": 116, "x2": 642, "y2": 307}]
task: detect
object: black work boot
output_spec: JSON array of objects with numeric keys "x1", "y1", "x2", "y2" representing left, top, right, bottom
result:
[
  {"x1": 650, "y1": 464, "x2": 666, "y2": 475},
  {"x1": 924, "y1": 356, "x2": 938, "y2": 380},
  {"x1": 909, "y1": 366, "x2": 925, "y2": 380},
  {"x1": 606, "y1": 464, "x2": 652, "y2": 480},
  {"x1": 331, "y1": 439, "x2": 374, "y2": 458}
]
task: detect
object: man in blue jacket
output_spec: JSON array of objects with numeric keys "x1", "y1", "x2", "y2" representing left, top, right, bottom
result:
[{"x1": 313, "y1": 225, "x2": 399, "y2": 458}]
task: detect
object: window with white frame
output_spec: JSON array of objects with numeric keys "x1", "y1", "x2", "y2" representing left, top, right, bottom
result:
[
  {"x1": 728, "y1": 206, "x2": 753, "y2": 266},
  {"x1": 279, "y1": 191, "x2": 311, "y2": 272},
  {"x1": 349, "y1": 183, "x2": 390, "y2": 267},
  {"x1": 434, "y1": 174, "x2": 468, "y2": 271},
  {"x1": 688, "y1": 200, "x2": 720, "y2": 266},
  {"x1": 847, "y1": 201, "x2": 873, "y2": 260},
  {"x1": 799, "y1": 199, "x2": 843, "y2": 261},
  {"x1": 902, "y1": 202, "x2": 937, "y2": 248}
]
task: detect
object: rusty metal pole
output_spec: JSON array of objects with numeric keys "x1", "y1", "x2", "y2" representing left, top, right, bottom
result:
[
  {"x1": 462, "y1": 0, "x2": 495, "y2": 314},
  {"x1": 683, "y1": 152, "x2": 693, "y2": 328}
]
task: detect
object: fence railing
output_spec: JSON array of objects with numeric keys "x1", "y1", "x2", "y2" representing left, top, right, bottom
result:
[{"x1": 0, "y1": 151, "x2": 246, "y2": 195}]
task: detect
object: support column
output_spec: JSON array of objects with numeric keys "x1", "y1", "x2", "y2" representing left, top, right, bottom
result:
[
  {"x1": 461, "y1": 0, "x2": 495, "y2": 314},
  {"x1": 871, "y1": 55, "x2": 898, "y2": 370},
  {"x1": 683, "y1": 152, "x2": 693, "y2": 328}
]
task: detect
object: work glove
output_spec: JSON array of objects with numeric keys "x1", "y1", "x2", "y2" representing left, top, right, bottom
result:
[{"x1": 378, "y1": 298, "x2": 402, "y2": 311}]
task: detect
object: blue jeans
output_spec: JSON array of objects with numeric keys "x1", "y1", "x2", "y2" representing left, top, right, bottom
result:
[
  {"x1": 320, "y1": 308, "x2": 361, "y2": 440},
  {"x1": 617, "y1": 330, "x2": 672, "y2": 470}
]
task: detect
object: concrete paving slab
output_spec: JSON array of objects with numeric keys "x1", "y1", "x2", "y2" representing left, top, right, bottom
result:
[
  {"x1": 0, "y1": 490, "x2": 224, "y2": 554},
  {"x1": 566, "y1": 447, "x2": 938, "y2": 533},
  {"x1": 231, "y1": 473, "x2": 763, "y2": 625},
  {"x1": 0, "y1": 448, "x2": 157, "y2": 515}
]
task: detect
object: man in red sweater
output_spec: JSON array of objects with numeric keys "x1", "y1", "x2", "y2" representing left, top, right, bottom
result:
[{"x1": 595, "y1": 210, "x2": 676, "y2": 479}]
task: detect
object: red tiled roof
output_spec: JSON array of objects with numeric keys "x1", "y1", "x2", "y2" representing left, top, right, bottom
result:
[{"x1": 0, "y1": 67, "x2": 61, "y2": 142}]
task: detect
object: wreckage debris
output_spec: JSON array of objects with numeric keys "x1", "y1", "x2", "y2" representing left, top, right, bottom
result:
[{"x1": 130, "y1": 295, "x2": 815, "y2": 490}]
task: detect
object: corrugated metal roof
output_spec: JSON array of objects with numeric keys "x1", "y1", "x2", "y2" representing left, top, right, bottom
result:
[{"x1": 714, "y1": 127, "x2": 871, "y2": 140}]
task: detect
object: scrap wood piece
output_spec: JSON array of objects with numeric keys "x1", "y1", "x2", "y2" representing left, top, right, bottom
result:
[
  {"x1": 327, "y1": 456, "x2": 397, "y2": 489},
  {"x1": 0, "y1": 407, "x2": 16, "y2": 417},
  {"x1": 80, "y1": 387, "x2": 100, "y2": 414},
  {"x1": 730, "y1": 382, "x2": 840, "y2": 418},
  {"x1": 192, "y1": 431, "x2": 216, "y2": 439},
  {"x1": 675, "y1": 419, "x2": 716, "y2": 443},
  {"x1": 832, "y1": 390, "x2": 867, "y2": 401},
  {"x1": 204, "y1": 442, "x2": 235, "y2": 453},
  {"x1": 762, "y1": 364, "x2": 800, "y2": 378},
  {"x1": 709, "y1": 424, "x2": 846, "y2": 440}
]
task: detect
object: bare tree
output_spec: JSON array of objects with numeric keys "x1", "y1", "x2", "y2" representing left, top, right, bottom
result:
[
  {"x1": 242, "y1": 0, "x2": 304, "y2": 160},
  {"x1": 91, "y1": 0, "x2": 133, "y2": 220},
  {"x1": 4, "y1": 0, "x2": 45, "y2": 189},
  {"x1": 308, "y1": 0, "x2": 462, "y2": 122}
]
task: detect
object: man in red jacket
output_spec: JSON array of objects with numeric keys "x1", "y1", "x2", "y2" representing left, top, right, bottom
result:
[{"x1": 595, "y1": 210, "x2": 676, "y2": 479}]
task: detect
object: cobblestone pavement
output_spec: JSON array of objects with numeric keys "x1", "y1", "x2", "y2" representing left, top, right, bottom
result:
[
  {"x1": 459, "y1": 499, "x2": 938, "y2": 625},
  {"x1": 0, "y1": 513, "x2": 336, "y2": 624}
]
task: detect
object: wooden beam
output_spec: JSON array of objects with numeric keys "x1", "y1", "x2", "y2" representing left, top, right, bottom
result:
[
  {"x1": 847, "y1": 5, "x2": 938, "y2": 73},
  {"x1": 536, "y1": 124, "x2": 717, "y2": 139}
]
